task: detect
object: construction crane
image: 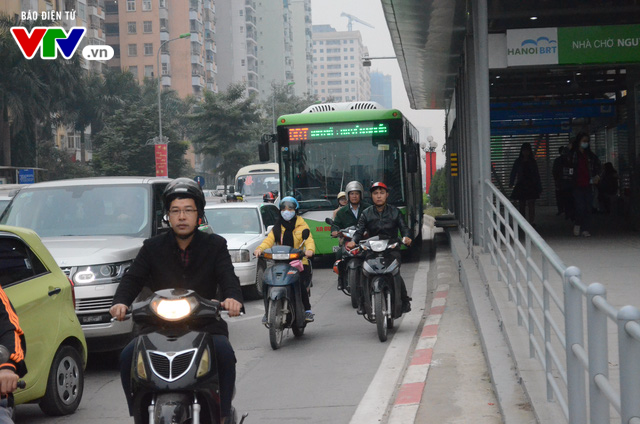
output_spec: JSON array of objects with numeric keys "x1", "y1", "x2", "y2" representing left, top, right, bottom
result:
[{"x1": 340, "y1": 12, "x2": 374, "y2": 32}]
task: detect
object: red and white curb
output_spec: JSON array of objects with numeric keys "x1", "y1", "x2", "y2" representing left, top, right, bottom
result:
[{"x1": 387, "y1": 283, "x2": 450, "y2": 424}]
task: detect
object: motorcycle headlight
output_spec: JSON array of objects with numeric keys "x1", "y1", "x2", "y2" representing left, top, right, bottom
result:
[
  {"x1": 136, "y1": 351, "x2": 147, "y2": 380},
  {"x1": 73, "y1": 261, "x2": 131, "y2": 285},
  {"x1": 229, "y1": 249, "x2": 251, "y2": 263},
  {"x1": 196, "y1": 347, "x2": 211, "y2": 378},
  {"x1": 151, "y1": 297, "x2": 198, "y2": 321},
  {"x1": 369, "y1": 240, "x2": 388, "y2": 252}
]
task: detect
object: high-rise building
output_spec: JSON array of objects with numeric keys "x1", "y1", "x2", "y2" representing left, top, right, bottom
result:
[
  {"x1": 370, "y1": 71, "x2": 392, "y2": 109},
  {"x1": 311, "y1": 25, "x2": 370, "y2": 103},
  {"x1": 215, "y1": 0, "x2": 259, "y2": 97},
  {"x1": 289, "y1": 0, "x2": 313, "y2": 97},
  {"x1": 255, "y1": 0, "x2": 294, "y2": 99},
  {"x1": 104, "y1": 0, "x2": 216, "y2": 98}
]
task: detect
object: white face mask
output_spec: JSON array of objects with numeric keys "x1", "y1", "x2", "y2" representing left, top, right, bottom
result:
[{"x1": 281, "y1": 210, "x2": 295, "y2": 221}]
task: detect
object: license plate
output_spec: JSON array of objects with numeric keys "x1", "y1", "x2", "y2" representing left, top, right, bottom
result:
[{"x1": 79, "y1": 314, "x2": 108, "y2": 324}]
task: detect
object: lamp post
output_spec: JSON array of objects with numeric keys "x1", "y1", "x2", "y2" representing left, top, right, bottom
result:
[
  {"x1": 155, "y1": 32, "x2": 190, "y2": 176},
  {"x1": 271, "y1": 81, "x2": 295, "y2": 160},
  {"x1": 420, "y1": 135, "x2": 438, "y2": 195}
]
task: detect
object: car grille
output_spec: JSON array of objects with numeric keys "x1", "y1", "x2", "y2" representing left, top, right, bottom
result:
[
  {"x1": 75, "y1": 296, "x2": 114, "y2": 313},
  {"x1": 148, "y1": 349, "x2": 197, "y2": 382}
]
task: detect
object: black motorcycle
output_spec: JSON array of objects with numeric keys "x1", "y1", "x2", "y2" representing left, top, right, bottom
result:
[
  {"x1": 128, "y1": 289, "x2": 246, "y2": 424},
  {"x1": 261, "y1": 229, "x2": 310, "y2": 350},
  {"x1": 358, "y1": 236, "x2": 405, "y2": 342},
  {"x1": 326, "y1": 218, "x2": 364, "y2": 309}
]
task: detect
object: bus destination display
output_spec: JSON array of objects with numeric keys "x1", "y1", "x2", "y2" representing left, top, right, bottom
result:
[{"x1": 288, "y1": 122, "x2": 389, "y2": 141}]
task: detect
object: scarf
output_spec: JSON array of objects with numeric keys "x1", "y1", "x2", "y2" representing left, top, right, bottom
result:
[{"x1": 273, "y1": 215, "x2": 297, "y2": 247}]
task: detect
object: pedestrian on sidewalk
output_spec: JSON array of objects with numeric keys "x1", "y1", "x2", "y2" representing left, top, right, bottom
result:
[
  {"x1": 509, "y1": 142, "x2": 542, "y2": 226},
  {"x1": 568, "y1": 132, "x2": 601, "y2": 237}
]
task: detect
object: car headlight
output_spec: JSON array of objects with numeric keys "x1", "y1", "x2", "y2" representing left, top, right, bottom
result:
[
  {"x1": 73, "y1": 261, "x2": 131, "y2": 285},
  {"x1": 229, "y1": 249, "x2": 251, "y2": 263}
]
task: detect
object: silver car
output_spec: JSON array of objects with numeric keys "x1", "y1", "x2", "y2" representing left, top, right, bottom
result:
[
  {"x1": 0, "y1": 177, "x2": 172, "y2": 351},
  {"x1": 204, "y1": 202, "x2": 280, "y2": 299}
]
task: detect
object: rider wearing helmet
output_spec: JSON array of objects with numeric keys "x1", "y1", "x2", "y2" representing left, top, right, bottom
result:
[
  {"x1": 110, "y1": 178, "x2": 243, "y2": 424},
  {"x1": 347, "y1": 182, "x2": 413, "y2": 313},
  {"x1": 331, "y1": 181, "x2": 371, "y2": 290},
  {"x1": 254, "y1": 196, "x2": 316, "y2": 323},
  {"x1": 332, "y1": 191, "x2": 348, "y2": 218},
  {"x1": 263, "y1": 191, "x2": 276, "y2": 203}
]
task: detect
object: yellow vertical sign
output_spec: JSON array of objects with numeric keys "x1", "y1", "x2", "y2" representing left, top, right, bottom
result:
[{"x1": 450, "y1": 153, "x2": 458, "y2": 177}]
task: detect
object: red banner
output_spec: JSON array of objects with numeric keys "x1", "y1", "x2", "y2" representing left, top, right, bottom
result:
[
  {"x1": 425, "y1": 151, "x2": 436, "y2": 194},
  {"x1": 155, "y1": 144, "x2": 168, "y2": 177}
]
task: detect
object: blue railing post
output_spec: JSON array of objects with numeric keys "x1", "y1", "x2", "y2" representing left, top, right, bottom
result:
[
  {"x1": 617, "y1": 305, "x2": 640, "y2": 423},
  {"x1": 586, "y1": 283, "x2": 608, "y2": 424},
  {"x1": 563, "y1": 266, "x2": 587, "y2": 424}
]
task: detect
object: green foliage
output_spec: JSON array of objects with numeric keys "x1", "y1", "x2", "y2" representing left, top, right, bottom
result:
[{"x1": 429, "y1": 167, "x2": 448, "y2": 209}]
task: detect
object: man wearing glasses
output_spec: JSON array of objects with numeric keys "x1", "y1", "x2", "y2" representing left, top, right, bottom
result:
[{"x1": 110, "y1": 178, "x2": 243, "y2": 424}]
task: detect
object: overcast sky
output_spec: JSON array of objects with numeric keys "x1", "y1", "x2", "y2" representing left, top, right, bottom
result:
[{"x1": 310, "y1": 0, "x2": 446, "y2": 167}]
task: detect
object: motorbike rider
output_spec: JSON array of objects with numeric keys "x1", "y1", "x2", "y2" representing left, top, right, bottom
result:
[
  {"x1": 346, "y1": 182, "x2": 413, "y2": 313},
  {"x1": 254, "y1": 196, "x2": 316, "y2": 323},
  {"x1": 0, "y1": 287, "x2": 26, "y2": 424},
  {"x1": 330, "y1": 181, "x2": 371, "y2": 290},
  {"x1": 332, "y1": 191, "x2": 348, "y2": 218},
  {"x1": 110, "y1": 178, "x2": 243, "y2": 424}
]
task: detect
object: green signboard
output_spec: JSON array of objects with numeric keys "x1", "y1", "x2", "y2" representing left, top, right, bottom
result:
[{"x1": 558, "y1": 24, "x2": 640, "y2": 64}]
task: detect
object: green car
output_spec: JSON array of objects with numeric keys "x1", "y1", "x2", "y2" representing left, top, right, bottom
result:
[{"x1": 0, "y1": 225, "x2": 87, "y2": 416}]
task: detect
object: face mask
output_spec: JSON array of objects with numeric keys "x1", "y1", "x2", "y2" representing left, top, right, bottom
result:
[
  {"x1": 281, "y1": 210, "x2": 295, "y2": 221},
  {"x1": 581, "y1": 142, "x2": 589, "y2": 149}
]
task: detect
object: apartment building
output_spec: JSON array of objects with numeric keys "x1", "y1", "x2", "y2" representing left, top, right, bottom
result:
[
  {"x1": 105, "y1": 0, "x2": 216, "y2": 98},
  {"x1": 289, "y1": 0, "x2": 313, "y2": 97},
  {"x1": 215, "y1": 0, "x2": 259, "y2": 97},
  {"x1": 312, "y1": 25, "x2": 370, "y2": 103},
  {"x1": 370, "y1": 71, "x2": 392, "y2": 109},
  {"x1": 255, "y1": 0, "x2": 293, "y2": 99}
]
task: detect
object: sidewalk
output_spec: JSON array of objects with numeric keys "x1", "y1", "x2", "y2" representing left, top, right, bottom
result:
[{"x1": 386, "y1": 223, "x2": 535, "y2": 424}]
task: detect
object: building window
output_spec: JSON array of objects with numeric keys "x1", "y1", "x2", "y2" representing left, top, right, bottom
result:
[
  {"x1": 127, "y1": 0, "x2": 135, "y2": 11},
  {"x1": 67, "y1": 135, "x2": 75, "y2": 149},
  {"x1": 128, "y1": 44, "x2": 137, "y2": 56},
  {"x1": 241, "y1": 59, "x2": 245, "y2": 66},
  {"x1": 160, "y1": 18, "x2": 168, "y2": 31},
  {"x1": 142, "y1": 0, "x2": 152, "y2": 11},
  {"x1": 127, "y1": 21, "x2": 136, "y2": 34},
  {"x1": 144, "y1": 65, "x2": 154, "y2": 77},
  {"x1": 160, "y1": 0, "x2": 167, "y2": 7},
  {"x1": 240, "y1": 26, "x2": 244, "y2": 33},
  {"x1": 105, "y1": 23, "x2": 119, "y2": 36},
  {"x1": 162, "y1": 62, "x2": 169, "y2": 75},
  {"x1": 344, "y1": 56, "x2": 348, "y2": 60},
  {"x1": 129, "y1": 65, "x2": 138, "y2": 79},
  {"x1": 143, "y1": 21, "x2": 152, "y2": 33},
  {"x1": 78, "y1": 3, "x2": 85, "y2": 19},
  {"x1": 239, "y1": 9, "x2": 243, "y2": 15},
  {"x1": 144, "y1": 43, "x2": 153, "y2": 55}
]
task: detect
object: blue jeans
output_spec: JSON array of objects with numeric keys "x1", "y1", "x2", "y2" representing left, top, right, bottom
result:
[
  {"x1": 572, "y1": 186, "x2": 593, "y2": 232},
  {"x1": 120, "y1": 334, "x2": 236, "y2": 418}
]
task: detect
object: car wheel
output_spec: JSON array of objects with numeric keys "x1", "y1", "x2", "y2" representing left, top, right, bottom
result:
[
  {"x1": 245, "y1": 261, "x2": 265, "y2": 300},
  {"x1": 39, "y1": 345, "x2": 84, "y2": 416}
]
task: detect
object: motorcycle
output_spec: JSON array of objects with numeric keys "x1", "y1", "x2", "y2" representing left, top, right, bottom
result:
[
  {"x1": 358, "y1": 236, "x2": 405, "y2": 342},
  {"x1": 261, "y1": 229, "x2": 311, "y2": 350},
  {"x1": 325, "y1": 218, "x2": 364, "y2": 309},
  {"x1": 127, "y1": 289, "x2": 247, "y2": 424}
]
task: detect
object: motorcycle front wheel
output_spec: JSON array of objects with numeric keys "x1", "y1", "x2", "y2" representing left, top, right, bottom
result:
[
  {"x1": 268, "y1": 298, "x2": 284, "y2": 350},
  {"x1": 373, "y1": 290, "x2": 388, "y2": 342},
  {"x1": 347, "y1": 267, "x2": 359, "y2": 309}
]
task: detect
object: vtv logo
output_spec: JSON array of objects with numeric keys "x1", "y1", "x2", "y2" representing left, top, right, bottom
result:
[{"x1": 11, "y1": 26, "x2": 114, "y2": 60}]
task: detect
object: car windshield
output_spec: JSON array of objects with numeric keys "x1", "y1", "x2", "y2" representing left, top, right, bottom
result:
[
  {"x1": 205, "y1": 207, "x2": 261, "y2": 234},
  {"x1": 236, "y1": 173, "x2": 279, "y2": 197},
  {"x1": 0, "y1": 185, "x2": 152, "y2": 237},
  {"x1": 0, "y1": 199, "x2": 9, "y2": 215}
]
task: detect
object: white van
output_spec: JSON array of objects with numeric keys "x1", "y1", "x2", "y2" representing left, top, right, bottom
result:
[
  {"x1": 234, "y1": 163, "x2": 279, "y2": 202},
  {"x1": 0, "y1": 177, "x2": 172, "y2": 351}
]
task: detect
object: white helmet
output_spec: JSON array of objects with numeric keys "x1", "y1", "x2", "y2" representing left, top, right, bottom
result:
[{"x1": 345, "y1": 181, "x2": 364, "y2": 197}]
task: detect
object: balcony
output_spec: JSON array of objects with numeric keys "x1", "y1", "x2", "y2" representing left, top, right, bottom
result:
[
  {"x1": 161, "y1": 75, "x2": 172, "y2": 86},
  {"x1": 192, "y1": 76, "x2": 203, "y2": 87}
]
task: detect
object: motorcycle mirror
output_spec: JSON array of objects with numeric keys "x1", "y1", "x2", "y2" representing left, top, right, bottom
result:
[
  {"x1": 0, "y1": 346, "x2": 8, "y2": 364},
  {"x1": 302, "y1": 229, "x2": 310, "y2": 240},
  {"x1": 324, "y1": 217, "x2": 333, "y2": 225}
]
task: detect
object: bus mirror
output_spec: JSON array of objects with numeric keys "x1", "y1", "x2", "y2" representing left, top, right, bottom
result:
[
  {"x1": 258, "y1": 143, "x2": 270, "y2": 162},
  {"x1": 406, "y1": 146, "x2": 418, "y2": 173}
]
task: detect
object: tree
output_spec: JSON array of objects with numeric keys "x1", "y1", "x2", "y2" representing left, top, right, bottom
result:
[
  {"x1": 190, "y1": 83, "x2": 262, "y2": 183},
  {"x1": 429, "y1": 167, "x2": 448, "y2": 209},
  {"x1": 261, "y1": 82, "x2": 320, "y2": 134}
]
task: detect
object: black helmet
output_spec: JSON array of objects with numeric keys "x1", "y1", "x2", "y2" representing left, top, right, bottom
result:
[{"x1": 163, "y1": 178, "x2": 206, "y2": 215}]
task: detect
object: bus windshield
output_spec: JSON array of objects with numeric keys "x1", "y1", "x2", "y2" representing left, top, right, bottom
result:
[
  {"x1": 235, "y1": 173, "x2": 279, "y2": 197},
  {"x1": 280, "y1": 134, "x2": 405, "y2": 211}
]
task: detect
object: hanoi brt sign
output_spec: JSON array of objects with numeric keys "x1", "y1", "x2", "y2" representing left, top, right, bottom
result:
[{"x1": 507, "y1": 24, "x2": 640, "y2": 67}]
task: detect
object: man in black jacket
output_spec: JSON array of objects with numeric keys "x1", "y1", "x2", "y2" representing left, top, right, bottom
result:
[
  {"x1": 347, "y1": 182, "x2": 413, "y2": 313},
  {"x1": 0, "y1": 287, "x2": 26, "y2": 424},
  {"x1": 110, "y1": 178, "x2": 243, "y2": 424}
]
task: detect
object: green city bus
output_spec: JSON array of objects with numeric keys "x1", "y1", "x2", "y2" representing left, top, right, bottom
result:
[{"x1": 260, "y1": 102, "x2": 424, "y2": 255}]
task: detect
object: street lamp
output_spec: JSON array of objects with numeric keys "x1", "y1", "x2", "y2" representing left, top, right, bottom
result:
[
  {"x1": 420, "y1": 135, "x2": 438, "y2": 195},
  {"x1": 271, "y1": 81, "x2": 295, "y2": 159},
  {"x1": 154, "y1": 32, "x2": 190, "y2": 176}
]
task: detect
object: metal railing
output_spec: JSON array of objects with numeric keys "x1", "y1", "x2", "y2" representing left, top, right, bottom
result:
[{"x1": 484, "y1": 179, "x2": 640, "y2": 424}]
